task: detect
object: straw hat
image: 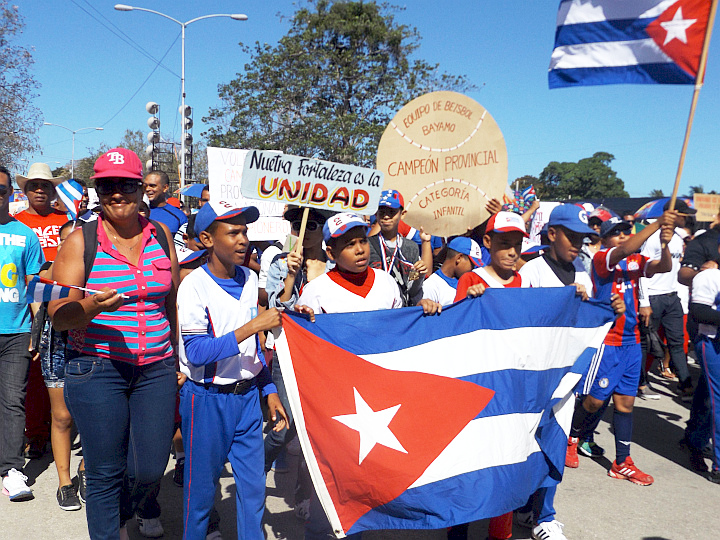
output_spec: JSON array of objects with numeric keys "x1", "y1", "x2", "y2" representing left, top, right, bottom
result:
[{"x1": 16, "y1": 163, "x2": 69, "y2": 192}]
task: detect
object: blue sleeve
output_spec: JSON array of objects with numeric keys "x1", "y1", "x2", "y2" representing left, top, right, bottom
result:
[
  {"x1": 256, "y1": 364, "x2": 277, "y2": 397},
  {"x1": 24, "y1": 233, "x2": 45, "y2": 275},
  {"x1": 182, "y1": 331, "x2": 240, "y2": 366}
]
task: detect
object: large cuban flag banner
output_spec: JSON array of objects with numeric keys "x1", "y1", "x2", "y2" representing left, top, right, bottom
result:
[
  {"x1": 549, "y1": 0, "x2": 713, "y2": 88},
  {"x1": 275, "y1": 287, "x2": 614, "y2": 537}
]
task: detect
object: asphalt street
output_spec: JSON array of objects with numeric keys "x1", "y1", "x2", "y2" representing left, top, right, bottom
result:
[{"x1": 3, "y1": 364, "x2": 719, "y2": 540}]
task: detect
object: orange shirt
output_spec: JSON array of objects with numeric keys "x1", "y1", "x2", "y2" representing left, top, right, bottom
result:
[{"x1": 15, "y1": 209, "x2": 69, "y2": 262}]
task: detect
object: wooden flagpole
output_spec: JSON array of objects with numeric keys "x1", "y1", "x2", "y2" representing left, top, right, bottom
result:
[
  {"x1": 294, "y1": 206, "x2": 311, "y2": 254},
  {"x1": 668, "y1": 0, "x2": 719, "y2": 211}
]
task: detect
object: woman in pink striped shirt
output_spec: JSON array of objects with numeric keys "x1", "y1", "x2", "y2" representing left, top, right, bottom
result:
[{"x1": 49, "y1": 148, "x2": 180, "y2": 540}]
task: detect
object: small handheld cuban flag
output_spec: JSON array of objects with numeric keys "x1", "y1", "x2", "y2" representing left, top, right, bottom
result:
[
  {"x1": 27, "y1": 276, "x2": 72, "y2": 303},
  {"x1": 56, "y1": 179, "x2": 84, "y2": 220},
  {"x1": 549, "y1": 0, "x2": 713, "y2": 88}
]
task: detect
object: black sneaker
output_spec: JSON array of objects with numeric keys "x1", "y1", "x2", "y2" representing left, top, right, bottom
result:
[
  {"x1": 173, "y1": 458, "x2": 185, "y2": 487},
  {"x1": 679, "y1": 436, "x2": 708, "y2": 473},
  {"x1": 77, "y1": 467, "x2": 87, "y2": 503},
  {"x1": 57, "y1": 484, "x2": 82, "y2": 511},
  {"x1": 708, "y1": 469, "x2": 720, "y2": 484}
]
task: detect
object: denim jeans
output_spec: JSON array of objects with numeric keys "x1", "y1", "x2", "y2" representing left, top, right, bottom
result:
[
  {"x1": 0, "y1": 333, "x2": 31, "y2": 477},
  {"x1": 64, "y1": 355, "x2": 176, "y2": 540}
]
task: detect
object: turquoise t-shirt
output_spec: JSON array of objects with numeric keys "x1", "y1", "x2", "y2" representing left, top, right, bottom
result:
[{"x1": 0, "y1": 218, "x2": 45, "y2": 333}]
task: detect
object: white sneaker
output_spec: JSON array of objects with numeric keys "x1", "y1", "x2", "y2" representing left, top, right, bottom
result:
[
  {"x1": 137, "y1": 516, "x2": 164, "y2": 538},
  {"x1": 532, "y1": 520, "x2": 567, "y2": 540},
  {"x1": 2, "y1": 469, "x2": 33, "y2": 501},
  {"x1": 206, "y1": 531, "x2": 223, "y2": 540}
]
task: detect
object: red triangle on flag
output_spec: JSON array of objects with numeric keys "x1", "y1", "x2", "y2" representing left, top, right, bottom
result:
[
  {"x1": 646, "y1": 0, "x2": 711, "y2": 78},
  {"x1": 281, "y1": 314, "x2": 495, "y2": 532}
]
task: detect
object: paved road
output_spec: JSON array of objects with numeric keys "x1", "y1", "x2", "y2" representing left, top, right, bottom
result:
[{"x1": 3, "y1": 365, "x2": 720, "y2": 539}]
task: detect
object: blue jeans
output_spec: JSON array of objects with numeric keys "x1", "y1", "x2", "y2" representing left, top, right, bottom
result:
[
  {"x1": 64, "y1": 355, "x2": 176, "y2": 540},
  {"x1": 0, "y1": 333, "x2": 31, "y2": 477}
]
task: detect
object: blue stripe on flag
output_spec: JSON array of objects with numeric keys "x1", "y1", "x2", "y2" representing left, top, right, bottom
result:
[
  {"x1": 554, "y1": 18, "x2": 654, "y2": 47},
  {"x1": 550, "y1": 62, "x2": 695, "y2": 88},
  {"x1": 56, "y1": 179, "x2": 83, "y2": 221},
  {"x1": 287, "y1": 287, "x2": 614, "y2": 356}
]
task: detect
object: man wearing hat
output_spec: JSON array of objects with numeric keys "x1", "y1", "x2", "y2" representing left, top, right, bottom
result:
[
  {"x1": 639, "y1": 199, "x2": 697, "y2": 401},
  {"x1": 14, "y1": 162, "x2": 69, "y2": 461}
]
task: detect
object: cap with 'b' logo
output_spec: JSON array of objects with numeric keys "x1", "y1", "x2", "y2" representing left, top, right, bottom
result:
[{"x1": 91, "y1": 148, "x2": 143, "y2": 180}]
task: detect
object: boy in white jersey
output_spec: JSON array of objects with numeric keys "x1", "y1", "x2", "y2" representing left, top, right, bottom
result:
[
  {"x1": 422, "y1": 237, "x2": 483, "y2": 306},
  {"x1": 176, "y1": 200, "x2": 288, "y2": 540},
  {"x1": 298, "y1": 212, "x2": 440, "y2": 538}
]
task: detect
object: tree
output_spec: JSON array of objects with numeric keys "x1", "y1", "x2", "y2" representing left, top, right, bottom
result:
[
  {"x1": 649, "y1": 189, "x2": 664, "y2": 197},
  {"x1": 204, "y1": 0, "x2": 471, "y2": 166},
  {"x1": 536, "y1": 152, "x2": 628, "y2": 199},
  {"x1": 0, "y1": 2, "x2": 41, "y2": 170},
  {"x1": 72, "y1": 130, "x2": 148, "y2": 183}
]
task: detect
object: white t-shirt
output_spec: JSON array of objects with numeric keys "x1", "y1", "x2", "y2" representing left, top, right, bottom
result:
[
  {"x1": 258, "y1": 244, "x2": 282, "y2": 289},
  {"x1": 422, "y1": 271, "x2": 458, "y2": 306},
  {"x1": 177, "y1": 266, "x2": 264, "y2": 385},
  {"x1": 639, "y1": 228, "x2": 684, "y2": 299},
  {"x1": 518, "y1": 255, "x2": 593, "y2": 295},
  {"x1": 689, "y1": 268, "x2": 720, "y2": 338},
  {"x1": 298, "y1": 268, "x2": 402, "y2": 314}
]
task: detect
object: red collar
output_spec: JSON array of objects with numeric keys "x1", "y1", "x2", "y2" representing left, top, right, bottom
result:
[{"x1": 327, "y1": 267, "x2": 375, "y2": 298}]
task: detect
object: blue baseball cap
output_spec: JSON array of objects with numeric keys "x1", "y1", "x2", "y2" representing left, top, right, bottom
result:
[
  {"x1": 194, "y1": 200, "x2": 260, "y2": 235},
  {"x1": 447, "y1": 237, "x2": 483, "y2": 267},
  {"x1": 378, "y1": 189, "x2": 405, "y2": 209},
  {"x1": 600, "y1": 217, "x2": 632, "y2": 238},
  {"x1": 547, "y1": 204, "x2": 595, "y2": 236},
  {"x1": 323, "y1": 212, "x2": 370, "y2": 243}
]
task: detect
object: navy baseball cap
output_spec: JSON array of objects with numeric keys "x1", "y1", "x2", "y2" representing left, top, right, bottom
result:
[
  {"x1": 548, "y1": 204, "x2": 595, "y2": 236},
  {"x1": 323, "y1": 212, "x2": 370, "y2": 243},
  {"x1": 600, "y1": 217, "x2": 632, "y2": 238},
  {"x1": 378, "y1": 189, "x2": 404, "y2": 209},
  {"x1": 447, "y1": 237, "x2": 483, "y2": 267},
  {"x1": 194, "y1": 200, "x2": 260, "y2": 235}
]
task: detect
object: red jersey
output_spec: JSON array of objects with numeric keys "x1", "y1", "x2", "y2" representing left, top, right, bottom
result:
[{"x1": 454, "y1": 267, "x2": 524, "y2": 302}]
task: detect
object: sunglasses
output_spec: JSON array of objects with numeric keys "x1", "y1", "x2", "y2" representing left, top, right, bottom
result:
[
  {"x1": 291, "y1": 220, "x2": 322, "y2": 232},
  {"x1": 625, "y1": 219, "x2": 635, "y2": 224},
  {"x1": 0, "y1": 184, "x2": 8, "y2": 196},
  {"x1": 96, "y1": 179, "x2": 142, "y2": 196},
  {"x1": 606, "y1": 229, "x2": 626, "y2": 237}
]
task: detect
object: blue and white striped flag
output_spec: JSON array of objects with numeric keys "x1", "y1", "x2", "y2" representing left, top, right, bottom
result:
[
  {"x1": 549, "y1": 0, "x2": 712, "y2": 88},
  {"x1": 276, "y1": 288, "x2": 614, "y2": 536},
  {"x1": 26, "y1": 276, "x2": 72, "y2": 303},
  {"x1": 56, "y1": 179, "x2": 83, "y2": 220}
]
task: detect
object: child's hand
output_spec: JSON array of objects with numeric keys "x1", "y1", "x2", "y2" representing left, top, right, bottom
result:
[
  {"x1": 418, "y1": 299, "x2": 442, "y2": 315},
  {"x1": 485, "y1": 198, "x2": 502, "y2": 215},
  {"x1": 659, "y1": 223, "x2": 674, "y2": 245},
  {"x1": 419, "y1": 226, "x2": 432, "y2": 243},
  {"x1": 610, "y1": 293, "x2": 626, "y2": 316},
  {"x1": 286, "y1": 251, "x2": 303, "y2": 277},
  {"x1": 466, "y1": 284, "x2": 486, "y2": 298},
  {"x1": 294, "y1": 304, "x2": 315, "y2": 322},
  {"x1": 571, "y1": 283, "x2": 589, "y2": 301},
  {"x1": 176, "y1": 371, "x2": 187, "y2": 388},
  {"x1": 413, "y1": 259, "x2": 428, "y2": 276},
  {"x1": 254, "y1": 307, "x2": 283, "y2": 333},
  {"x1": 659, "y1": 210, "x2": 678, "y2": 228},
  {"x1": 267, "y1": 393, "x2": 288, "y2": 432}
]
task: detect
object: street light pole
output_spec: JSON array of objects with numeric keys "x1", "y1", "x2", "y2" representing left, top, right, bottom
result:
[
  {"x1": 43, "y1": 123, "x2": 104, "y2": 178},
  {"x1": 114, "y1": 5, "x2": 247, "y2": 193}
]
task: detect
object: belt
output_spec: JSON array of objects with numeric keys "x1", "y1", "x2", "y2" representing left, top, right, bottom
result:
[
  {"x1": 191, "y1": 378, "x2": 256, "y2": 395},
  {"x1": 651, "y1": 291, "x2": 677, "y2": 297}
]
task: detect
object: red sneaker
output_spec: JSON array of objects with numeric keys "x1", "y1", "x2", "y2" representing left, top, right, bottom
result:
[
  {"x1": 608, "y1": 456, "x2": 654, "y2": 486},
  {"x1": 565, "y1": 437, "x2": 579, "y2": 468}
]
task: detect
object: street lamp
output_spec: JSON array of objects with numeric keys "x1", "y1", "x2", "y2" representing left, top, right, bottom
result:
[
  {"x1": 114, "y1": 4, "x2": 247, "y2": 192},
  {"x1": 43, "y1": 123, "x2": 104, "y2": 178}
]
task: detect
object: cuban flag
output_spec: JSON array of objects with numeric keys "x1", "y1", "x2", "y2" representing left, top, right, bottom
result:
[
  {"x1": 549, "y1": 0, "x2": 713, "y2": 88},
  {"x1": 27, "y1": 276, "x2": 72, "y2": 303},
  {"x1": 56, "y1": 179, "x2": 83, "y2": 220},
  {"x1": 275, "y1": 288, "x2": 614, "y2": 537}
]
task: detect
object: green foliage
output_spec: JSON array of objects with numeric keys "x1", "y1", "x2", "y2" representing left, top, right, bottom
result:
[
  {"x1": 536, "y1": 152, "x2": 628, "y2": 200},
  {"x1": 0, "y1": 2, "x2": 41, "y2": 169},
  {"x1": 203, "y1": 0, "x2": 472, "y2": 166},
  {"x1": 71, "y1": 130, "x2": 148, "y2": 184},
  {"x1": 649, "y1": 188, "x2": 665, "y2": 197}
]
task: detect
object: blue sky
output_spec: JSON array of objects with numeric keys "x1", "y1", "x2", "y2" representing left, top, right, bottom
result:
[{"x1": 16, "y1": 0, "x2": 720, "y2": 197}]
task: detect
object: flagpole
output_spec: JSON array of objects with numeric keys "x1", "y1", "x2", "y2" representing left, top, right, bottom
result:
[{"x1": 668, "y1": 0, "x2": 719, "y2": 211}]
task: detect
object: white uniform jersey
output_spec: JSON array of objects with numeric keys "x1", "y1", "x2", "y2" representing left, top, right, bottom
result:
[
  {"x1": 689, "y1": 268, "x2": 720, "y2": 339},
  {"x1": 519, "y1": 255, "x2": 593, "y2": 296},
  {"x1": 422, "y1": 271, "x2": 457, "y2": 306},
  {"x1": 640, "y1": 228, "x2": 684, "y2": 297},
  {"x1": 177, "y1": 266, "x2": 264, "y2": 385},
  {"x1": 298, "y1": 268, "x2": 402, "y2": 314}
]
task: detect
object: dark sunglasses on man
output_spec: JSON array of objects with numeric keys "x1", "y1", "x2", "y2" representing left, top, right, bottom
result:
[
  {"x1": 0, "y1": 184, "x2": 9, "y2": 196},
  {"x1": 291, "y1": 220, "x2": 322, "y2": 232},
  {"x1": 96, "y1": 178, "x2": 142, "y2": 196}
]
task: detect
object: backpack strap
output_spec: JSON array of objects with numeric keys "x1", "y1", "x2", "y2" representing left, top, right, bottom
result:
[{"x1": 81, "y1": 219, "x2": 172, "y2": 286}]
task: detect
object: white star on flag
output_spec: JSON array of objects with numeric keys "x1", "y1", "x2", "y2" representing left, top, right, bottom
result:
[
  {"x1": 333, "y1": 388, "x2": 408, "y2": 465},
  {"x1": 660, "y1": 7, "x2": 697, "y2": 45}
]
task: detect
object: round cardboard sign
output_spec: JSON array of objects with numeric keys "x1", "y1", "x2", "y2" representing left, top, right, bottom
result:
[{"x1": 376, "y1": 91, "x2": 508, "y2": 237}]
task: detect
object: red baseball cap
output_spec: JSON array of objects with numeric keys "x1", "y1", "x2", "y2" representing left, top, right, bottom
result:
[
  {"x1": 91, "y1": 148, "x2": 143, "y2": 180},
  {"x1": 486, "y1": 211, "x2": 529, "y2": 237}
]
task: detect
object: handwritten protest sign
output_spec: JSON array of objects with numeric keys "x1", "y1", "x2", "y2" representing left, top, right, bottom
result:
[
  {"x1": 207, "y1": 147, "x2": 290, "y2": 241},
  {"x1": 693, "y1": 193, "x2": 720, "y2": 222},
  {"x1": 240, "y1": 150, "x2": 384, "y2": 216},
  {"x1": 376, "y1": 91, "x2": 508, "y2": 237}
]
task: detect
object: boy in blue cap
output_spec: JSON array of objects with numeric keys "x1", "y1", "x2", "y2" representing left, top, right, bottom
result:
[{"x1": 176, "y1": 199, "x2": 288, "y2": 540}]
